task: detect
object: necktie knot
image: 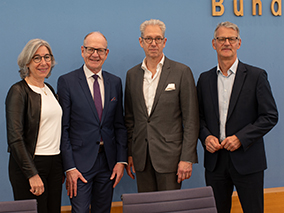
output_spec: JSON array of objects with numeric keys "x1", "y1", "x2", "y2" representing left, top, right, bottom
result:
[{"x1": 93, "y1": 74, "x2": 99, "y2": 81}]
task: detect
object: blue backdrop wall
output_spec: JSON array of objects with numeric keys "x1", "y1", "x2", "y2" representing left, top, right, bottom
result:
[{"x1": 0, "y1": 0, "x2": 283, "y2": 206}]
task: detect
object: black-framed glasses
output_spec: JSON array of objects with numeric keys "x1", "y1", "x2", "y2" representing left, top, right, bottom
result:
[
  {"x1": 141, "y1": 37, "x2": 164, "y2": 44},
  {"x1": 32, "y1": 54, "x2": 53, "y2": 63},
  {"x1": 83, "y1": 46, "x2": 107, "y2": 55},
  {"x1": 215, "y1": 37, "x2": 239, "y2": 44}
]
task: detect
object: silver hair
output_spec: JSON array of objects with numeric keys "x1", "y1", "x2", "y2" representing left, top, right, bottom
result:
[
  {"x1": 214, "y1": 21, "x2": 240, "y2": 39},
  {"x1": 17, "y1": 39, "x2": 56, "y2": 79},
  {"x1": 140, "y1": 19, "x2": 166, "y2": 37},
  {"x1": 83, "y1": 31, "x2": 108, "y2": 48}
]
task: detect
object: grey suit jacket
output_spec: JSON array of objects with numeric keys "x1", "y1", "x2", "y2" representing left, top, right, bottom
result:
[{"x1": 125, "y1": 57, "x2": 199, "y2": 173}]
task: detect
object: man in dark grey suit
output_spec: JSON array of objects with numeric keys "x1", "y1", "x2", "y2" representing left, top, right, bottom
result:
[
  {"x1": 197, "y1": 22, "x2": 278, "y2": 213},
  {"x1": 124, "y1": 19, "x2": 199, "y2": 192}
]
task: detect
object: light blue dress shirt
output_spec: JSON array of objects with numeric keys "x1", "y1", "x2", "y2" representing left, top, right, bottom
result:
[{"x1": 217, "y1": 59, "x2": 238, "y2": 142}]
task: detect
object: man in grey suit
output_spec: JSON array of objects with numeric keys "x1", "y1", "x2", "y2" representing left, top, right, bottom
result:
[{"x1": 124, "y1": 19, "x2": 199, "y2": 192}]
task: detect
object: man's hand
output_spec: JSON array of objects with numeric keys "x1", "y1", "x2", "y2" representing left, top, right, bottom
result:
[
  {"x1": 65, "y1": 169, "x2": 87, "y2": 198},
  {"x1": 126, "y1": 156, "x2": 135, "y2": 179},
  {"x1": 205, "y1": 135, "x2": 222, "y2": 153},
  {"x1": 29, "y1": 174, "x2": 44, "y2": 196},
  {"x1": 110, "y1": 163, "x2": 125, "y2": 188},
  {"x1": 221, "y1": 135, "x2": 241, "y2": 152},
  {"x1": 177, "y1": 161, "x2": 192, "y2": 183}
]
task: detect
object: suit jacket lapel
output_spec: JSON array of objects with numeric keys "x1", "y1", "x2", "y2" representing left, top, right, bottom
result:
[
  {"x1": 136, "y1": 66, "x2": 148, "y2": 116},
  {"x1": 101, "y1": 71, "x2": 110, "y2": 123},
  {"x1": 150, "y1": 57, "x2": 171, "y2": 116},
  {"x1": 227, "y1": 61, "x2": 247, "y2": 120},
  {"x1": 210, "y1": 67, "x2": 220, "y2": 120},
  {"x1": 78, "y1": 67, "x2": 100, "y2": 122}
]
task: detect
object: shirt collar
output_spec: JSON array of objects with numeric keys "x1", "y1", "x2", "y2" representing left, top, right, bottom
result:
[
  {"x1": 83, "y1": 64, "x2": 103, "y2": 79},
  {"x1": 216, "y1": 58, "x2": 239, "y2": 76},
  {"x1": 141, "y1": 54, "x2": 165, "y2": 72}
]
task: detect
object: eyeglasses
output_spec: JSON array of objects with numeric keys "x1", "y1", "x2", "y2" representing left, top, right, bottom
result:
[
  {"x1": 83, "y1": 46, "x2": 107, "y2": 55},
  {"x1": 141, "y1": 37, "x2": 164, "y2": 44},
  {"x1": 215, "y1": 37, "x2": 239, "y2": 44},
  {"x1": 32, "y1": 54, "x2": 53, "y2": 63}
]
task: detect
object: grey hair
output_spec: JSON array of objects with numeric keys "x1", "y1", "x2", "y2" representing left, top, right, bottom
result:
[
  {"x1": 140, "y1": 19, "x2": 166, "y2": 37},
  {"x1": 214, "y1": 21, "x2": 240, "y2": 39},
  {"x1": 83, "y1": 31, "x2": 108, "y2": 48},
  {"x1": 17, "y1": 39, "x2": 56, "y2": 79}
]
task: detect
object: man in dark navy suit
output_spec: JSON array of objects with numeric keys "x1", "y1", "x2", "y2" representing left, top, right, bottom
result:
[
  {"x1": 57, "y1": 32, "x2": 127, "y2": 213},
  {"x1": 197, "y1": 22, "x2": 278, "y2": 213}
]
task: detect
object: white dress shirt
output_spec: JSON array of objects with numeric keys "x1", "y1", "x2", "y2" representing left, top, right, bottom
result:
[{"x1": 142, "y1": 55, "x2": 165, "y2": 115}]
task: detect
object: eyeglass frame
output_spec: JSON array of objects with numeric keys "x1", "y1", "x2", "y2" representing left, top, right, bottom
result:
[
  {"x1": 32, "y1": 54, "x2": 53, "y2": 63},
  {"x1": 83, "y1": 46, "x2": 107, "y2": 55},
  {"x1": 214, "y1": 37, "x2": 239, "y2": 44},
  {"x1": 141, "y1": 37, "x2": 165, "y2": 44}
]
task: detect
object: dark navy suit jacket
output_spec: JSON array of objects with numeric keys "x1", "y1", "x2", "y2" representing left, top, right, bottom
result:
[
  {"x1": 197, "y1": 61, "x2": 278, "y2": 175},
  {"x1": 57, "y1": 66, "x2": 127, "y2": 173}
]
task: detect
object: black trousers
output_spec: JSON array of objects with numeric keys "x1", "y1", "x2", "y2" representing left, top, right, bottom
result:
[
  {"x1": 9, "y1": 154, "x2": 63, "y2": 213},
  {"x1": 205, "y1": 149, "x2": 264, "y2": 213}
]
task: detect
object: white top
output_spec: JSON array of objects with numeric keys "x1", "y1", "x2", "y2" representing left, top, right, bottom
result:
[
  {"x1": 28, "y1": 84, "x2": 62, "y2": 155},
  {"x1": 142, "y1": 55, "x2": 165, "y2": 115}
]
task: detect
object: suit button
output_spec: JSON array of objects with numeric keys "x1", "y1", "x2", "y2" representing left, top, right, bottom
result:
[
  {"x1": 147, "y1": 119, "x2": 150, "y2": 123},
  {"x1": 145, "y1": 139, "x2": 148, "y2": 142}
]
